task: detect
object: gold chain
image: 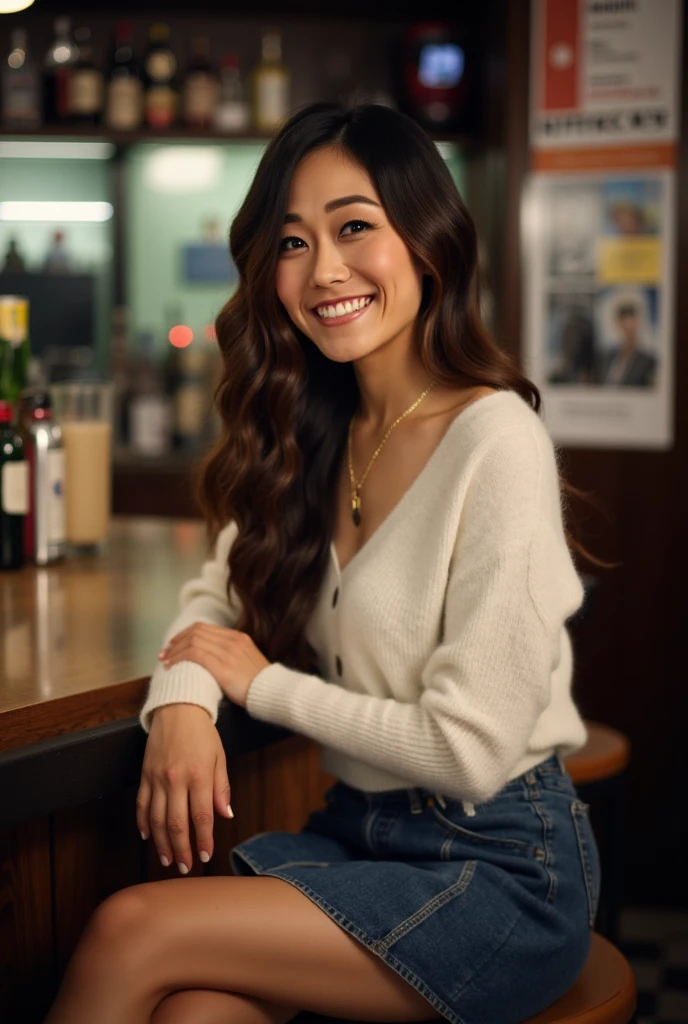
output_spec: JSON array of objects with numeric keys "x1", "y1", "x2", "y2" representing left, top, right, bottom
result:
[{"x1": 347, "y1": 382, "x2": 436, "y2": 526}]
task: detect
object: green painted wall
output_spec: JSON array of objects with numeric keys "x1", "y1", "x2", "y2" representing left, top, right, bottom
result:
[
  {"x1": 125, "y1": 140, "x2": 468, "y2": 356},
  {"x1": 0, "y1": 153, "x2": 113, "y2": 367}
]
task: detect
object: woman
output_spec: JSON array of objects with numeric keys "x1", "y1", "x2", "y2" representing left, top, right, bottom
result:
[{"x1": 46, "y1": 102, "x2": 601, "y2": 1024}]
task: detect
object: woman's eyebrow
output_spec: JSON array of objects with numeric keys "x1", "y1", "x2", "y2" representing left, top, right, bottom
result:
[{"x1": 283, "y1": 195, "x2": 381, "y2": 224}]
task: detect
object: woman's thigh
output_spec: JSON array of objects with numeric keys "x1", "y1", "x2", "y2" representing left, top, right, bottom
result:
[{"x1": 89, "y1": 875, "x2": 440, "y2": 1021}]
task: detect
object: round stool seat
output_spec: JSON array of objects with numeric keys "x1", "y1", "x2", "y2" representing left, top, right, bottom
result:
[
  {"x1": 524, "y1": 932, "x2": 636, "y2": 1023},
  {"x1": 564, "y1": 720, "x2": 631, "y2": 786},
  {"x1": 291, "y1": 934, "x2": 637, "y2": 1024}
]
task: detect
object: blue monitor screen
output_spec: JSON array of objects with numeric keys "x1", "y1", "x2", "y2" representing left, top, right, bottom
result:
[{"x1": 418, "y1": 44, "x2": 465, "y2": 89}]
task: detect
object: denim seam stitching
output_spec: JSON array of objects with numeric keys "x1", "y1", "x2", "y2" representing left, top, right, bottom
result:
[{"x1": 229, "y1": 854, "x2": 467, "y2": 1024}]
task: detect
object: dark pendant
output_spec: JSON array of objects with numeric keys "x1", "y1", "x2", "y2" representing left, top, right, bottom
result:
[{"x1": 352, "y1": 508, "x2": 361, "y2": 527}]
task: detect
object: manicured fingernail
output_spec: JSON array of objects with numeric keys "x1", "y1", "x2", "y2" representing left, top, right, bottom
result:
[
  {"x1": 178, "y1": 862, "x2": 189, "y2": 875},
  {"x1": 160, "y1": 856, "x2": 170, "y2": 867},
  {"x1": 227, "y1": 804, "x2": 234, "y2": 819},
  {"x1": 199, "y1": 851, "x2": 210, "y2": 863},
  {"x1": 140, "y1": 830, "x2": 148, "y2": 841}
]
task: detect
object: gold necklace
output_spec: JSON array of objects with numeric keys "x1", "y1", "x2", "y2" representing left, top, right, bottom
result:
[{"x1": 347, "y1": 382, "x2": 436, "y2": 526}]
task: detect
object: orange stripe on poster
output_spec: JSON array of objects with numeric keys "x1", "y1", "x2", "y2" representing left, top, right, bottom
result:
[{"x1": 532, "y1": 143, "x2": 677, "y2": 171}]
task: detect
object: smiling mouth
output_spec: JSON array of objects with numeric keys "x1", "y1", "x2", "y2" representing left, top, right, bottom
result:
[{"x1": 310, "y1": 296, "x2": 376, "y2": 326}]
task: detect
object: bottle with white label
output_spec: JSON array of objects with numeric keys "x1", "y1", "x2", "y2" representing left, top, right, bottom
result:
[
  {"x1": 20, "y1": 389, "x2": 66, "y2": 565},
  {"x1": 0, "y1": 400, "x2": 29, "y2": 571},
  {"x1": 251, "y1": 30, "x2": 290, "y2": 133}
]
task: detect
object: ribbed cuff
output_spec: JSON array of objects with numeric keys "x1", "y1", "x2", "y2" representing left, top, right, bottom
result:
[
  {"x1": 244, "y1": 662, "x2": 300, "y2": 725},
  {"x1": 139, "y1": 661, "x2": 224, "y2": 733}
]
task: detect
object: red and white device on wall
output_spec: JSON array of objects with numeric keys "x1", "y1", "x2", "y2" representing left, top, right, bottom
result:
[{"x1": 399, "y1": 22, "x2": 478, "y2": 135}]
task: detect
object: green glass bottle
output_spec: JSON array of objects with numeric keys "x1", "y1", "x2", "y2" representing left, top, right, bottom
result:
[{"x1": 0, "y1": 295, "x2": 30, "y2": 402}]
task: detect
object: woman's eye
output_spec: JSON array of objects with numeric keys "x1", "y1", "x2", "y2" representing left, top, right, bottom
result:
[{"x1": 279, "y1": 219, "x2": 374, "y2": 253}]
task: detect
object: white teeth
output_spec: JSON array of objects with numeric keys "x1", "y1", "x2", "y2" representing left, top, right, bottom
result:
[{"x1": 316, "y1": 296, "x2": 372, "y2": 319}]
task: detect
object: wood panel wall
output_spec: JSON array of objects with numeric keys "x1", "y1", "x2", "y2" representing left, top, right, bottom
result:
[
  {"x1": 502, "y1": 0, "x2": 688, "y2": 909},
  {"x1": 0, "y1": 736, "x2": 332, "y2": 1024}
]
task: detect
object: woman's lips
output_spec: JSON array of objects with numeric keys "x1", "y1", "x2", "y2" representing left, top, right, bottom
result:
[{"x1": 310, "y1": 297, "x2": 375, "y2": 327}]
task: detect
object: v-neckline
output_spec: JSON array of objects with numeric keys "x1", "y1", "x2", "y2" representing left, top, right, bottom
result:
[{"x1": 330, "y1": 389, "x2": 505, "y2": 577}]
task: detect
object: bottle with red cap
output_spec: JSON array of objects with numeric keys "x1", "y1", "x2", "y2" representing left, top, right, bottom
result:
[
  {"x1": 0, "y1": 400, "x2": 29, "y2": 571},
  {"x1": 19, "y1": 389, "x2": 66, "y2": 565}
]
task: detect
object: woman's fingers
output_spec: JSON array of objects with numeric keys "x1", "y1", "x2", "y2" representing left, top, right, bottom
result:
[
  {"x1": 135, "y1": 776, "x2": 152, "y2": 840},
  {"x1": 149, "y1": 786, "x2": 172, "y2": 868},
  {"x1": 213, "y1": 750, "x2": 234, "y2": 821},
  {"x1": 162, "y1": 631, "x2": 230, "y2": 669},
  {"x1": 166, "y1": 784, "x2": 193, "y2": 874},
  {"x1": 188, "y1": 778, "x2": 216, "y2": 865}
]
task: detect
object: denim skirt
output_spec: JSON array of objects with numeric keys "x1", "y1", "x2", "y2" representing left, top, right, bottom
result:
[{"x1": 229, "y1": 753, "x2": 601, "y2": 1024}]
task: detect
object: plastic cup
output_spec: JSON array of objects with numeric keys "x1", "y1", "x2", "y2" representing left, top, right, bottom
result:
[{"x1": 49, "y1": 382, "x2": 114, "y2": 552}]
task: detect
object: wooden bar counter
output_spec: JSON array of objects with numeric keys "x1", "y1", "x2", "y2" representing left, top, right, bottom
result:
[{"x1": 0, "y1": 517, "x2": 332, "y2": 1024}]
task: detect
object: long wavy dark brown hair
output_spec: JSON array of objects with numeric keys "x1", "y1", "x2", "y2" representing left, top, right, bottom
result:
[{"x1": 198, "y1": 101, "x2": 605, "y2": 673}]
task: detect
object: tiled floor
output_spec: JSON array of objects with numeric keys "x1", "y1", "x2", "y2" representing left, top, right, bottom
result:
[{"x1": 619, "y1": 908, "x2": 688, "y2": 1024}]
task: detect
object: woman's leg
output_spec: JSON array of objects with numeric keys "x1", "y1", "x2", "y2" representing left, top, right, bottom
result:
[
  {"x1": 151, "y1": 988, "x2": 298, "y2": 1024},
  {"x1": 44, "y1": 875, "x2": 441, "y2": 1024}
]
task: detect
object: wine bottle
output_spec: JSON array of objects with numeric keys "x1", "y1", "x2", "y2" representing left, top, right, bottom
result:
[
  {"x1": 143, "y1": 23, "x2": 178, "y2": 129},
  {"x1": 105, "y1": 20, "x2": 143, "y2": 131}
]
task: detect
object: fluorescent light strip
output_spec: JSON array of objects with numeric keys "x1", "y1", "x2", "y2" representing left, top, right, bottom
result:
[
  {"x1": 0, "y1": 140, "x2": 115, "y2": 160},
  {"x1": 0, "y1": 201, "x2": 114, "y2": 222}
]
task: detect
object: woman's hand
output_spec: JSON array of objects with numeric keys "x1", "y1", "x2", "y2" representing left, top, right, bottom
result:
[
  {"x1": 137, "y1": 703, "x2": 233, "y2": 875},
  {"x1": 159, "y1": 623, "x2": 271, "y2": 708}
]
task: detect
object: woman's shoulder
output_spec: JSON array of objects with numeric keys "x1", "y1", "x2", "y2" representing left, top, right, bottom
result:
[{"x1": 443, "y1": 387, "x2": 554, "y2": 469}]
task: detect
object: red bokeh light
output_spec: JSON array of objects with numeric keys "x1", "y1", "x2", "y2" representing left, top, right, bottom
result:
[
  {"x1": 168, "y1": 325, "x2": 194, "y2": 348},
  {"x1": 204, "y1": 323, "x2": 217, "y2": 342}
]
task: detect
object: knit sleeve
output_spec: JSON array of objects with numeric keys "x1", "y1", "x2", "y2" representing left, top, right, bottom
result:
[
  {"x1": 245, "y1": 422, "x2": 585, "y2": 804},
  {"x1": 138, "y1": 521, "x2": 242, "y2": 733}
]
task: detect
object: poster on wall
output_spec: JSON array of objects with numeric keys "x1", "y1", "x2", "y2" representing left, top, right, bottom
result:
[{"x1": 524, "y1": 0, "x2": 682, "y2": 449}]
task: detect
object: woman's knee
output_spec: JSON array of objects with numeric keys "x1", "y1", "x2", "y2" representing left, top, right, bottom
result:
[{"x1": 77, "y1": 883, "x2": 159, "y2": 972}]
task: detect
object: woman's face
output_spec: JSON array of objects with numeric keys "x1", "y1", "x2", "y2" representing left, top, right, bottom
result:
[{"x1": 276, "y1": 146, "x2": 425, "y2": 365}]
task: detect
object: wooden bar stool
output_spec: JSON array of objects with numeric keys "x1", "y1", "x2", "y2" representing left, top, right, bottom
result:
[
  {"x1": 292, "y1": 933, "x2": 637, "y2": 1023},
  {"x1": 564, "y1": 721, "x2": 631, "y2": 944}
]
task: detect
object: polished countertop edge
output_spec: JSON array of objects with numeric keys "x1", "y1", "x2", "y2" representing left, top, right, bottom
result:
[{"x1": 0, "y1": 701, "x2": 292, "y2": 828}]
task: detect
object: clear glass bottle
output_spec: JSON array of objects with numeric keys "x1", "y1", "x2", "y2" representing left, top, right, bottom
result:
[
  {"x1": 105, "y1": 20, "x2": 143, "y2": 132},
  {"x1": 2, "y1": 28, "x2": 41, "y2": 130},
  {"x1": 251, "y1": 30, "x2": 290, "y2": 133},
  {"x1": 182, "y1": 34, "x2": 219, "y2": 128},
  {"x1": 43, "y1": 16, "x2": 79, "y2": 123},
  {"x1": 67, "y1": 26, "x2": 104, "y2": 125},
  {"x1": 43, "y1": 231, "x2": 72, "y2": 274},
  {"x1": 143, "y1": 23, "x2": 178, "y2": 129},
  {"x1": 213, "y1": 53, "x2": 250, "y2": 133},
  {"x1": 0, "y1": 400, "x2": 29, "y2": 571}
]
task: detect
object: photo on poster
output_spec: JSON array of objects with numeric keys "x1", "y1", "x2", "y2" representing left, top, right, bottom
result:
[
  {"x1": 602, "y1": 180, "x2": 662, "y2": 237},
  {"x1": 546, "y1": 293, "x2": 596, "y2": 386},
  {"x1": 594, "y1": 287, "x2": 659, "y2": 389},
  {"x1": 545, "y1": 183, "x2": 599, "y2": 278}
]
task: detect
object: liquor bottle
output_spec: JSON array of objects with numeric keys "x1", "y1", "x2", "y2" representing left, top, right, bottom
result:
[
  {"x1": 128, "y1": 330, "x2": 171, "y2": 456},
  {"x1": 2, "y1": 238, "x2": 27, "y2": 273},
  {"x1": 43, "y1": 17, "x2": 79, "y2": 124},
  {"x1": 1, "y1": 28, "x2": 41, "y2": 130},
  {"x1": 105, "y1": 20, "x2": 143, "y2": 132},
  {"x1": 143, "y1": 23, "x2": 178, "y2": 129},
  {"x1": 0, "y1": 400, "x2": 29, "y2": 571},
  {"x1": 20, "y1": 389, "x2": 66, "y2": 566},
  {"x1": 213, "y1": 53, "x2": 250, "y2": 134},
  {"x1": 251, "y1": 30, "x2": 290, "y2": 133},
  {"x1": 182, "y1": 34, "x2": 219, "y2": 128},
  {"x1": 0, "y1": 295, "x2": 30, "y2": 403},
  {"x1": 171, "y1": 340, "x2": 209, "y2": 453},
  {"x1": 43, "y1": 231, "x2": 71, "y2": 274},
  {"x1": 67, "y1": 27, "x2": 104, "y2": 125}
]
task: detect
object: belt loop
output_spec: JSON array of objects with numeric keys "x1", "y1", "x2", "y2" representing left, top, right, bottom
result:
[
  {"x1": 407, "y1": 788, "x2": 423, "y2": 814},
  {"x1": 556, "y1": 753, "x2": 566, "y2": 775},
  {"x1": 434, "y1": 792, "x2": 447, "y2": 809}
]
